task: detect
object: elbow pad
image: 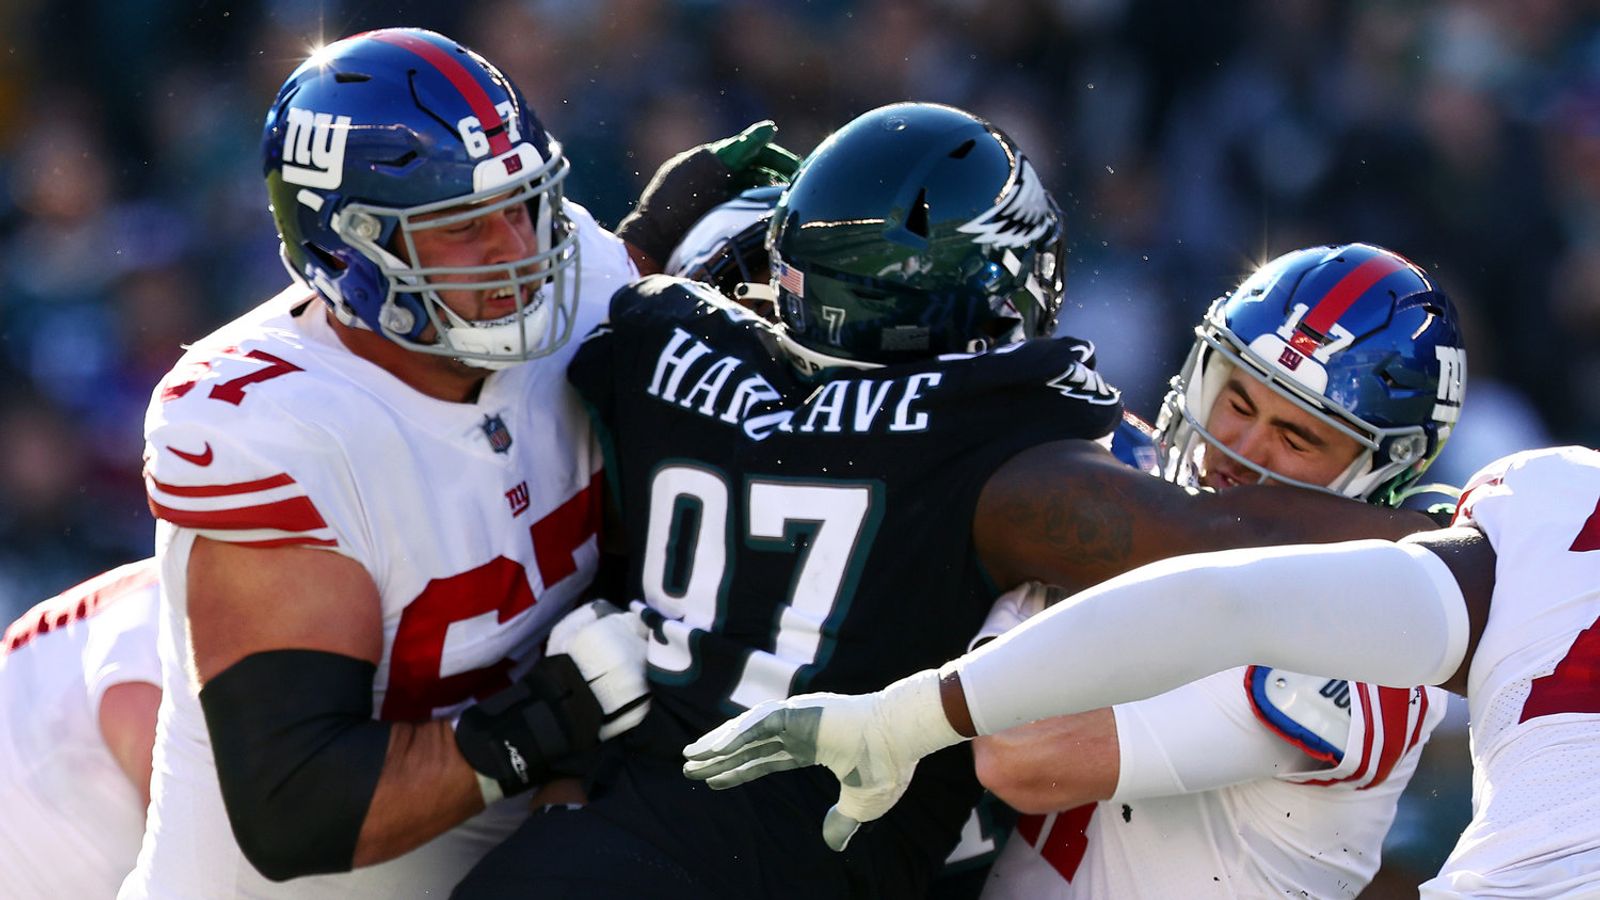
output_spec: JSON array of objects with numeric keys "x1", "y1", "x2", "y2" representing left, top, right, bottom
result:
[
  {"x1": 198, "y1": 649, "x2": 390, "y2": 881},
  {"x1": 452, "y1": 653, "x2": 604, "y2": 798}
]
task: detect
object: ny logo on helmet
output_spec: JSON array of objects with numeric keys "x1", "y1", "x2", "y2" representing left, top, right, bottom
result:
[
  {"x1": 282, "y1": 107, "x2": 353, "y2": 191},
  {"x1": 1433, "y1": 345, "x2": 1466, "y2": 425}
]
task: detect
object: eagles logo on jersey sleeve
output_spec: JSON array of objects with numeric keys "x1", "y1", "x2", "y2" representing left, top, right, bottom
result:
[{"x1": 932, "y1": 335, "x2": 1122, "y2": 443}]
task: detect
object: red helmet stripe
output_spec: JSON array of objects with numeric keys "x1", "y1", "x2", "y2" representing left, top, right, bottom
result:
[
  {"x1": 1301, "y1": 254, "x2": 1410, "y2": 336},
  {"x1": 368, "y1": 31, "x2": 514, "y2": 157}
]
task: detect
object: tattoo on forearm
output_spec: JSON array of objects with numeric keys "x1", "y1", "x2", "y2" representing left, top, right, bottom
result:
[{"x1": 1001, "y1": 473, "x2": 1137, "y2": 586}]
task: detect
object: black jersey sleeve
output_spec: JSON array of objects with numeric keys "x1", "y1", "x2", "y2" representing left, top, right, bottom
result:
[
  {"x1": 1009, "y1": 335, "x2": 1124, "y2": 439},
  {"x1": 569, "y1": 274, "x2": 794, "y2": 426},
  {"x1": 571, "y1": 276, "x2": 717, "y2": 418},
  {"x1": 896, "y1": 335, "x2": 1125, "y2": 458}
]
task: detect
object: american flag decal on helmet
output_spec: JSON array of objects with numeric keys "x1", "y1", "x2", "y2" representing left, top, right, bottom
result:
[
  {"x1": 481, "y1": 414, "x2": 514, "y2": 453},
  {"x1": 777, "y1": 261, "x2": 805, "y2": 296},
  {"x1": 958, "y1": 159, "x2": 1054, "y2": 249}
]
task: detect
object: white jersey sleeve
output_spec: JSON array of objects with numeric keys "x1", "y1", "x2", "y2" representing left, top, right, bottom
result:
[
  {"x1": 1, "y1": 559, "x2": 161, "y2": 898},
  {"x1": 1110, "y1": 668, "x2": 1319, "y2": 802},
  {"x1": 78, "y1": 565, "x2": 165, "y2": 711},
  {"x1": 144, "y1": 355, "x2": 360, "y2": 555},
  {"x1": 987, "y1": 666, "x2": 1446, "y2": 899},
  {"x1": 1422, "y1": 446, "x2": 1600, "y2": 898}
]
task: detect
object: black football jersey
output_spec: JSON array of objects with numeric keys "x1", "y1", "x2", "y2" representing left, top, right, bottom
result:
[{"x1": 570, "y1": 275, "x2": 1123, "y2": 734}]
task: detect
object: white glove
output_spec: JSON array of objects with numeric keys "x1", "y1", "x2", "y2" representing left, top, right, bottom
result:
[
  {"x1": 968, "y1": 581, "x2": 1063, "y2": 651},
  {"x1": 548, "y1": 599, "x2": 651, "y2": 741},
  {"x1": 682, "y1": 669, "x2": 965, "y2": 851}
]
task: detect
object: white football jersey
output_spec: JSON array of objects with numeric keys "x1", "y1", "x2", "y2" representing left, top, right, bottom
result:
[
  {"x1": 1, "y1": 559, "x2": 161, "y2": 899},
  {"x1": 986, "y1": 666, "x2": 1445, "y2": 899},
  {"x1": 1421, "y1": 446, "x2": 1600, "y2": 898},
  {"x1": 122, "y1": 204, "x2": 631, "y2": 899}
]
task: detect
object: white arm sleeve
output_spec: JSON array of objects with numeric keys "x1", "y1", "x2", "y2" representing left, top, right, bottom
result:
[
  {"x1": 953, "y1": 539, "x2": 1468, "y2": 736},
  {"x1": 1110, "y1": 668, "x2": 1317, "y2": 801}
]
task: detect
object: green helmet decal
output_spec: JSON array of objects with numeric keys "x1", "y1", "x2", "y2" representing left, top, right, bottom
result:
[{"x1": 769, "y1": 102, "x2": 1065, "y2": 372}]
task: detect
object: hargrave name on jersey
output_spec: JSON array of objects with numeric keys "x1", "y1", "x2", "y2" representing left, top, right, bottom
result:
[{"x1": 647, "y1": 326, "x2": 948, "y2": 439}]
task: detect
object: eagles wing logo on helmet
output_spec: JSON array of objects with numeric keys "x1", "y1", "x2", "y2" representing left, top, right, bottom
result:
[{"x1": 957, "y1": 159, "x2": 1053, "y2": 249}]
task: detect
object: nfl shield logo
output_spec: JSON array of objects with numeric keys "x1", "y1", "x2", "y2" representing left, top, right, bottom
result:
[{"x1": 481, "y1": 414, "x2": 514, "y2": 454}]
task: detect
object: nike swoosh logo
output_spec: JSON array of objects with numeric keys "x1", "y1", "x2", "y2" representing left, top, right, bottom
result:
[{"x1": 167, "y1": 443, "x2": 214, "y2": 466}]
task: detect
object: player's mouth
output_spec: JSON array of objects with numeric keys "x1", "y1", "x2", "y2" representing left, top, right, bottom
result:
[
  {"x1": 1205, "y1": 467, "x2": 1245, "y2": 491},
  {"x1": 481, "y1": 285, "x2": 522, "y2": 319}
]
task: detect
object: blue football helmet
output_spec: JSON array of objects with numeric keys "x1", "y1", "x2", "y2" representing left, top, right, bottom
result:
[
  {"x1": 262, "y1": 28, "x2": 577, "y2": 369},
  {"x1": 767, "y1": 103, "x2": 1065, "y2": 374},
  {"x1": 1155, "y1": 243, "x2": 1467, "y2": 506}
]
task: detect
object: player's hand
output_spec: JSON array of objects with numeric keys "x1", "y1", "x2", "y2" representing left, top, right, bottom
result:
[
  {"x1": 682, "y1": 670, "x2": 963, "y2": 852},
  {"x1": 548, "y1": 599, "x2": 651, "y2": 741},
  {"x1": 682, "y1": 692, "x2": 895, "y2": 851},
  {"x1": 706, "y1": 120, "x2": 802, "y2": 191},
  {"x1": 617, "y1": 121, "x2": 800, "y2": 268}
]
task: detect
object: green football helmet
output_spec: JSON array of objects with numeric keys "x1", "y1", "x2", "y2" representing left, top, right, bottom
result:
[{"x1": 769, "y1": 102, "x2": 1065, "y2": 373}]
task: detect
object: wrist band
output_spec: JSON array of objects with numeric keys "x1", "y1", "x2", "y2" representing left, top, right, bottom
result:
[
  {"x1": 474, "y1": 770, "x2": 505, "y2": 807},
  {"x1": 452, "y1": 713, "x2": 507, "y2": 807}
]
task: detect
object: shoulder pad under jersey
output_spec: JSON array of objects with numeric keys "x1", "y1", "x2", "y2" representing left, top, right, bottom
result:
[
  {"x1": 1454, "y1": 445, "x2": 1600, "y2": 530},
  {"x1": 1245, "y1": 665, "x2": 1351, "y2": 764},
  {"x1": 1101, "y1": 411, "x2": 1159, "y2": 474},
  {"x1": 611, "y1": 274, "x2": 765, "y2": 329}
]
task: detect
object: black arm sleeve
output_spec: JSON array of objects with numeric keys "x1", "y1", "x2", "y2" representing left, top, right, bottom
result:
[{"x1": 198, "y1": 649, "x2": 390, "y2": 882}]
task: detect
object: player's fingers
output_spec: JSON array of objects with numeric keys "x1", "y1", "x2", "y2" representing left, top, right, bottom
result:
[
  {"x1": 710, "y1": 120, "x2": 779, "y2": 170},
  {"x1": 751, "y1": 143, "x2": 802, "y2": 177},
  {"x1": 681, "y1": 735, "x2": 792, "y2": 781},
  {"x1": 730, "y1": 119, "x2": 777, "y2": 146},
  {"x1": 683, "y1": 700, "x2": 786, "y2": 760},
  {"x1": 700, "y1": 750, "x2": 805, "y2": 789},
  {"x1": 821, "y1": 806, "x2": 861, "y2": 852}
]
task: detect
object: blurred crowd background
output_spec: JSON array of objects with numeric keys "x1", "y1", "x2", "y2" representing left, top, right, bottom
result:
[{"x1": 2, "y1": 0, "x2": 1589, "y2": 890}]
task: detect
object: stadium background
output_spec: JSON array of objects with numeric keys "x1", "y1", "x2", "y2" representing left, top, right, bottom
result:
[{"x1": 0, "y1": 0, "x2": 1587, "y2": 893}]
